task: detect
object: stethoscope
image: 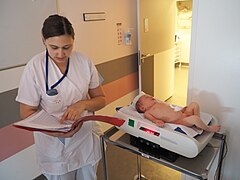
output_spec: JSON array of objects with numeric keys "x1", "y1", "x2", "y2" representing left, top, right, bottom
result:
[{"x1": 45, "y1": 50, "x2": 70, "y2": 96}]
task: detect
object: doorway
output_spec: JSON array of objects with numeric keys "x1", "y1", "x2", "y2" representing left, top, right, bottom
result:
[
  {"x1": 167, "y1": 0, "x2": 192, "y2": 107},
  {"x1": 138, "y1": 0, "x2": 192, "y2": 107}
]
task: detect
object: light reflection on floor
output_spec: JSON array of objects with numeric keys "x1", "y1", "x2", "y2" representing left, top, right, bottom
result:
[{"x1": 166, "y1": 65, "x2": 189, "y2": 107}]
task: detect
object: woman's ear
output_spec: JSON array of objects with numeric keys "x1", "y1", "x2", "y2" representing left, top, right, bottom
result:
[{"x1": 42, "y1": 37, "x2": 46, "y2": 47}]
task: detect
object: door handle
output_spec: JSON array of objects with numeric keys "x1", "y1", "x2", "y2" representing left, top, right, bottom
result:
[
  {"x1": 141, "y1": 53, "x2": 150, "y2": 59},
  {"x1": 140, "y1": 53, "x2": 151, "y2": 64}
]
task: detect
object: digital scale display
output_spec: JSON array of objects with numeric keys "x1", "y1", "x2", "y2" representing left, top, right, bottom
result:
[{"x1": 139, "y1": 127, "x2": 160, "y2": 136}]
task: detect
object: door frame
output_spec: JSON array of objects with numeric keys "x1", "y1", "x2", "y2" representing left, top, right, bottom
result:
[{"x1": 186, "y1": 0, "x2": 198, "y2": 104}]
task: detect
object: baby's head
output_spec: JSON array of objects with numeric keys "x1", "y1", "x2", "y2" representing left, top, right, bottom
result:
[{"x1": 135, "y1": 94, "x2": 156, "y2": 113}]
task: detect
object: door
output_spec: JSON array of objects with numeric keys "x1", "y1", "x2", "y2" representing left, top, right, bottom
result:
[{"x1": 138, "y1": 0, "x2": 176, "y2": 101}]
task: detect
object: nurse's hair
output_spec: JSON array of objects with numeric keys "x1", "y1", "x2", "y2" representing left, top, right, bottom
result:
[{"x1": 42, "y1": 14, "x2": 75, "y2": 40}]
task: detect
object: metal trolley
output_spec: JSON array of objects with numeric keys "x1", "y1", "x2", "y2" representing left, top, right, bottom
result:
[{"x1": 100, "y1": 126, "x2": 226, "y2": 180}]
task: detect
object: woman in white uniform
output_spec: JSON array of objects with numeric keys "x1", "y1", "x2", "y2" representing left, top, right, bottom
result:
[{"x1": 16, "y1": 14, "x2": 106, "y2": 180}]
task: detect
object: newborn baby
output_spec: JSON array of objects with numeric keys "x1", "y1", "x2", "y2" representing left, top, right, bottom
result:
[{"x1": 135, "y1": 94, "x2": 220, "y2": 132}]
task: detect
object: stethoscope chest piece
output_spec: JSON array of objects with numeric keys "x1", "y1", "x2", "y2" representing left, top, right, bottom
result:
[{"x1": 46, "y1": 89, "x2": 58, "y2": 96}]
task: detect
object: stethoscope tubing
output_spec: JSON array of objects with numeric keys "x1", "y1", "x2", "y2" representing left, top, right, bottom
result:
[{"x1": 45, "y1": 50, "x2": 69, "y2": 96}]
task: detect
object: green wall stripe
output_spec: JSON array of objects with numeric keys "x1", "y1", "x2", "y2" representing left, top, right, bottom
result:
[
  {"x1": 96, "y1": 53, "x2": 138, "y2": 84},
  {"x1": 0, "y1": 89, "x2": 19, "y2": 128}
]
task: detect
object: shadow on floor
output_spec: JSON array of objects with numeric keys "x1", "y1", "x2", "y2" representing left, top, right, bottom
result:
[
  {"x1": 97, "y1": 143, "x2": 181, "y2": 180},
  {"x1": 34, "y1": 143, "x2": 181, "y2": 180}
]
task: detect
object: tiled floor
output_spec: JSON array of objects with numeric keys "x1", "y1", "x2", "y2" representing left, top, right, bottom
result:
[{"x1": 166, "y1": 65, "x2": 189, "y2": 107}]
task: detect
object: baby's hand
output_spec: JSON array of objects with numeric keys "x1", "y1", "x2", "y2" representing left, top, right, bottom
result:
[{"x1": 155, "y1": 120, "x2": 165, "y2": 127}]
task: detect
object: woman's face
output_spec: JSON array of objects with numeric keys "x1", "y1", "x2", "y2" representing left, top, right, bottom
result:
[{"x1": 44, "y1": 35, "x2": 74, "y2": 65}]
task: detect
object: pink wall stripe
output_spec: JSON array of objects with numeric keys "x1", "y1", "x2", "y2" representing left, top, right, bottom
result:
[
  {"x1": 0, "y1": 72, "x2": 138, "y2": 162},
  {"x1": 103, "y1": 72, "x2": 138, "y2": 104},
  {"x1": 0, "y1": 124, "x2": 34, "y2": 161}
]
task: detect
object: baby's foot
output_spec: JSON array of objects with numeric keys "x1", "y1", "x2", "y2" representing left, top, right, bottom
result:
[{"x1": 207, "y1": 125, "x2": 221, "y2": 132}]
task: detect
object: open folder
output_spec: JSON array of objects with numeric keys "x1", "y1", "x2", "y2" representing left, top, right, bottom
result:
[
  {"x1": 14, "y1": 110, "x2": 73, "y2": 132},
  {"x1": 13, "y1": 110, "x2": 125, "y2": 132}
]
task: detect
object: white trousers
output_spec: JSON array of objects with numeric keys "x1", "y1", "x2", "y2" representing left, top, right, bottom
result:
[{"x1": 43, "y1": 163, "x2": 98, "y2": 180}]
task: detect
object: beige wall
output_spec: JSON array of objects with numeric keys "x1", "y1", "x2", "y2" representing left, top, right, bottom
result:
[{"x1": 57, "y1": 0, "x2": 138, "y2": 65}]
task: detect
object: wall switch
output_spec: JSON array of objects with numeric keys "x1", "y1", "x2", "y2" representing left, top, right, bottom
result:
[
  {"x1": 124, "y1": 29, "x2": 132, "y2": 45},
  {"x1": 144, "y1": 18, "x2": 149, "y2": 32}
]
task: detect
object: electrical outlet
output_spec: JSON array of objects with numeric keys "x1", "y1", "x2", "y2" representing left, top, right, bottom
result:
[{"x1": 116, "y1": 23, "x2": 123, "y2": 45}]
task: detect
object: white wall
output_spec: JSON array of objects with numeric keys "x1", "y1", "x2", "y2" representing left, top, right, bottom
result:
[
  {"x1": 188, "y1": 0, "x2": 240, "y2": 179},
  {"x1": 0, "y1": 0, "x2": 56, "y2": 70},
  {"x1": 0, "y1": 66, "x2": 24, "y2": 93}
]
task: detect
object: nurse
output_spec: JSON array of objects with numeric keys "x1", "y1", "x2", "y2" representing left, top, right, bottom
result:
[{"x1": 16, "y1": 14, "x2": 106, "y2": 180}]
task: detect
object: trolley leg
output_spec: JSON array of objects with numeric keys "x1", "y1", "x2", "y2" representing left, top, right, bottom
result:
[
  {"x1": 216, "y1": 134, "x2": 226, "y2": 180},
  {"x1": 133, "y1": 155, "x2": 147, "y2": 180},
  {"x1": 100, "y1": 135, "x2": 108, "y2": 180}
]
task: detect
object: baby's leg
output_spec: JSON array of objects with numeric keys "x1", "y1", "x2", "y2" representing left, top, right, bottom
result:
[
  {"x1": 184, "y1": 102, "x2": 200, "y2": 116},
  {"x1": 207, "y1": 125, "x2": 221, "y2": 132},
  {"x1": 176, "y1": 115, "x2": 220, "y2": 132}
]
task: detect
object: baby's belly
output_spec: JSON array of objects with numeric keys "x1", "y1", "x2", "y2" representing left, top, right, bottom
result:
[{"x1": 159, "y1": 111, "x2": 183, "y2": 122}]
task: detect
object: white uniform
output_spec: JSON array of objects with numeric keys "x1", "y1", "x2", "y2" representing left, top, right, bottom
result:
[{"x1": 16, "y1": 51, "x2": 102, "y2": 176}]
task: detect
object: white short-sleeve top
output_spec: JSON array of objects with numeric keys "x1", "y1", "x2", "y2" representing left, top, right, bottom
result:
[{"x1": 16, "y1": 51, "x2": 102, "y2": 175}]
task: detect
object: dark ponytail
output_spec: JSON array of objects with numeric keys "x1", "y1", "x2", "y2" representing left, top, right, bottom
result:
[{"x1": 42, "y1": 14, "x2": 75, "y2": 40}]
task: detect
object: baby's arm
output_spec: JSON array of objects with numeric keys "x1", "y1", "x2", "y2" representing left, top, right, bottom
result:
[{"x1": 144, "y1": 111, "x2": 165, "y2": 127}]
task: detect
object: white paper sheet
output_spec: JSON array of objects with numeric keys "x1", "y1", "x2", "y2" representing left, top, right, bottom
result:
[{"x1": 14, "y1": 110, "x2": 72, "y2": 132}]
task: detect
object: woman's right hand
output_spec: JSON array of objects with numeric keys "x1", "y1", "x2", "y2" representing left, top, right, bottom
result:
[
  {"x1": 60, "y1": 101, "x2": 86, "y2": 123},
  {"x1": 43, "y1": 121, "x2": 83, "y2": 138}
]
